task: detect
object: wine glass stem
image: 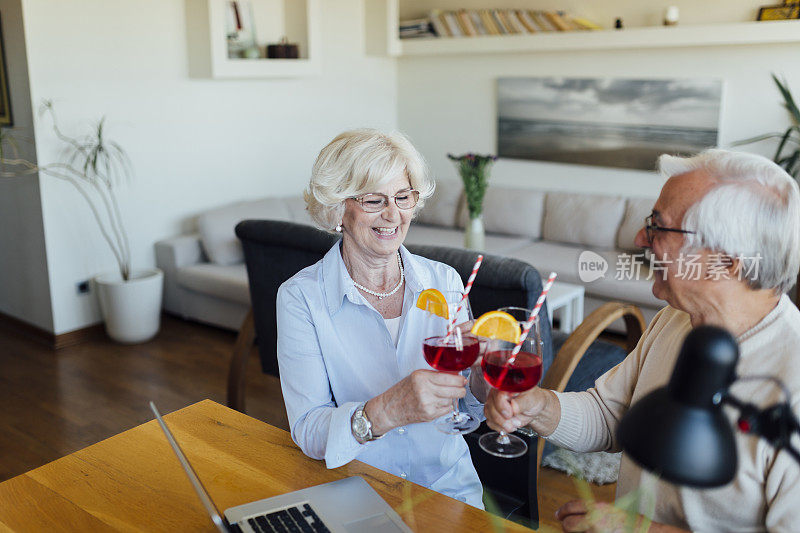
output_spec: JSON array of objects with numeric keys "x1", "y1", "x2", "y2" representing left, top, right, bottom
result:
[{"x1": 450, "y1": 399, "x2": 461, "y2": 421}]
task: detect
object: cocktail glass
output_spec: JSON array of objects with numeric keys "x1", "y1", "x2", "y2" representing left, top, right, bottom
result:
[
  {"x1": 421, "y1": 290, "x2": 481, "y2": 435},
  {"x1": 479, "y1": 313, "x2": 543, "y2": 458}
]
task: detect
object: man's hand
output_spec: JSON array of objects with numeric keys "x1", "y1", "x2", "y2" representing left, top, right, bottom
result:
[
  {"x1": 366, "y1": 369, "x2": 466, "y2": 435},
  {"x1": 556, "y1": 500, "x2": 687, "y2": 533},
  {"x1": 484, "y1": 386, "x2": 561, "y2": 436}
]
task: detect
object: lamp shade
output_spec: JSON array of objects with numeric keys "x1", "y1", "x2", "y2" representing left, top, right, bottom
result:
[{"x1": 617, "y1": 326, "x2": 740, "y2": 488}]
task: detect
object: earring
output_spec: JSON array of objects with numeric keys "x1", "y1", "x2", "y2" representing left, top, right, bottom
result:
[{"x1": 335, "y1": 223, "x2": 342, "y2": 233}]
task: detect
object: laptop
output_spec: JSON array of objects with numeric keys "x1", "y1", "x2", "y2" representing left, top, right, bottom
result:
[{"x1": 150, "y1": 402, "x2": 411, "y2": 533}]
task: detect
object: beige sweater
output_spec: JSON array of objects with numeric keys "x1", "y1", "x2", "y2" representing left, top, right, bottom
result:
[{"x1": 549, "y1": 295, "x2": 800, "y2": 532}]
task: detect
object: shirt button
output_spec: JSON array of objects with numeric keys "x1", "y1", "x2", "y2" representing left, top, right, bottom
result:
[
  {"x1": 400, "y1": 472, "x2": 408, "y2": 479},
  {"x1": 398, "y1": 427, "x2": 406, "y2": 435}
]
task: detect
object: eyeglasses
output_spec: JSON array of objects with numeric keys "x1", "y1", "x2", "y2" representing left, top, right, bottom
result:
[
  {"x1": 645, "y1": 212, "x2": 697, "y2": 244},
  {"x1": 351, "y1": 189, "x2": 420, "y2": 213}
]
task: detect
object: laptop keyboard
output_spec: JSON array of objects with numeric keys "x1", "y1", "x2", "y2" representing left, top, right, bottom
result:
[{"x1": 244, "y1": 503, "x2": 331, "y2": 533}]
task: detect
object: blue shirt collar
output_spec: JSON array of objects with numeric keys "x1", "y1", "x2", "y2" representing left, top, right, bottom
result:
[{"x1": 322, "y1": 242, "x2": 427, "y2": 316}]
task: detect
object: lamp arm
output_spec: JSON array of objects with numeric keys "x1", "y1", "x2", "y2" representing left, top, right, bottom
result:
[{"x1": 720, "y1": 389, "x2": 800, "y2": 466}]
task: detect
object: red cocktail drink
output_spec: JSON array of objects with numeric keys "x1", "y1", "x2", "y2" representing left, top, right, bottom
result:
[
  {"x1": 423, "y1": 335, "x2": 480, "y2": 372},
  {"x1": 482, "y1": 350, "x2": 542, "y2": 393}
]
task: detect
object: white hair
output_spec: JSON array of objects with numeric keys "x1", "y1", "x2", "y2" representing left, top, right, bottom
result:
[
  {"x1": 658, "y1": 149, "x2": 800, "y2": 294},
  {"x1": 304, "y1": 129, "x2": 434, "y2": 231}
]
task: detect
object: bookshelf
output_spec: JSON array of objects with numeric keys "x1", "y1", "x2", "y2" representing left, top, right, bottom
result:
[
  {"x1": 185, "y1": 0, "x2": 321, "y2": 79},
  {"x1": 365, "y1": 1, "x2": 800, "y2": 58}
]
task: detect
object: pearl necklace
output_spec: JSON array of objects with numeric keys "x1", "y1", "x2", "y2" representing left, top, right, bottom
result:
[{"x1": 352, "y1": 252, "x2": 404, "y2": 300}]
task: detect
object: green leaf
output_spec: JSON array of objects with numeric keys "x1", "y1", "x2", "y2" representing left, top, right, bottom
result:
[
  {"x1": 774, "y1": 127, "x2": 793, "y2": 161},
  {"x1": 773, "y1": 74, "x2": 800, "y2": 126}
]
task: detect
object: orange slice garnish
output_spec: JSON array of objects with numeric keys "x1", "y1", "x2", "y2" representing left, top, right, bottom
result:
[
  {"x1": 471, "y1": 311, "x2": 521, "y2": 343},
  {"x1": 416, "y1": 288, "x2": 449, "y2": 319}
]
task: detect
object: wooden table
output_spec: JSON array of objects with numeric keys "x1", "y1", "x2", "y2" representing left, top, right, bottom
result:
[{"x1": 0, "y1": 400, "x2": 531, "y2": 532}]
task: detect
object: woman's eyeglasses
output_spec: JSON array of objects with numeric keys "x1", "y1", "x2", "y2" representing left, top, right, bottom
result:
[{"x1": 351, "y1": 189, "x2": 420, "y2": 213}]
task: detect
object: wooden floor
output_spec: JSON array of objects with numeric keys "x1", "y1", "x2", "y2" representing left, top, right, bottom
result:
[{"x1": 0, "y1": 315, "x2": 614, "y2": 531}]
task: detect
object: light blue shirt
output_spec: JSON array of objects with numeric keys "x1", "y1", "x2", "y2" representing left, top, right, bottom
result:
[{"x1": 276, "y1": 242, "x2": 484, "y2": 508}]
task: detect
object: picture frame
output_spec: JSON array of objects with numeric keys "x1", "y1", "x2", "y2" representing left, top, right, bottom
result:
[
  {"x1": 757, "y1": 3, "x2": 800, "y2": 21},
  {"x1": 0, "y1": 13, "x2": 13, "y2": 127}
]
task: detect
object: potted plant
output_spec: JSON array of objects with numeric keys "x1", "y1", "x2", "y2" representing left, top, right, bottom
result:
[
  {"x1": 1, "y1": 101, "x2": 162, "y2": 343},
  {"x1": 448, "y1": 152, "x2": 497, "y2": 251},
  {"x1": 734, "y1": 74, "x2": 800, "y2": 180}
]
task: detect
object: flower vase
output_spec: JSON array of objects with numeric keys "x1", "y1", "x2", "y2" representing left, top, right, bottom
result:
[{"x1": 464, "y1": 215, "x2": 485, "y2": 251}]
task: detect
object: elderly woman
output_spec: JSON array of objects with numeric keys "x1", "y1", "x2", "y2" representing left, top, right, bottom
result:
[
  {"x1": 276, "y1": 129, "x2": 488, "y2": 507},
  {"x1": 486, "y1": 150, "x2": 800, "y2": 532}
]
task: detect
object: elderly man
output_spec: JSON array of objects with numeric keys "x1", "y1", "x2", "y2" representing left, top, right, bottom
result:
[{"x1": 485, "y1": 149, "x2": 800, "y2": 532}]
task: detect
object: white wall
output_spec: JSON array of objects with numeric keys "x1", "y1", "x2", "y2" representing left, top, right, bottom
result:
[
  {"x1": 0, "y1": 0, "x2": 52, "y2": 331},
  {"x1": 20, "y1": 0, "x2": 397, "y2": 334},
  {"x1": 397, "y1": 43, "x2": 800, "y2": 199}
]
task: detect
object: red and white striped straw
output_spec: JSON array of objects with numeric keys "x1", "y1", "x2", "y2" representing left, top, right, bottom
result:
[
  {"x1": 446, "y1": 255, "x2": 483, "y2": 337},
  {"x1": 510, "y1": 272, "x2": 557, "y2": 358}
]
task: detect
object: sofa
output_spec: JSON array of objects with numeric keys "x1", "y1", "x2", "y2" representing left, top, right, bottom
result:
[{"x1": 154, "y1": 181, "x2": 662, "y2": 332}]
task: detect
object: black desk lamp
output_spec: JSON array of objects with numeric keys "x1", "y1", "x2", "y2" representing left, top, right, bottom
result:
[{"x1": 617, "y1": 325, "x2": 800, "y2": 488}]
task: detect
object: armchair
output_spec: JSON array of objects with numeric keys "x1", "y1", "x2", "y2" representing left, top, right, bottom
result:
[{"x1": 226, "y1": 220, "x2": 646, "y2": 527}]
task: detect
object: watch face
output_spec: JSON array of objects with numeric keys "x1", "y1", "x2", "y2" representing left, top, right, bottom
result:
[{"x1": 353, "y1": 416, "x2": 369, "y2": 437}]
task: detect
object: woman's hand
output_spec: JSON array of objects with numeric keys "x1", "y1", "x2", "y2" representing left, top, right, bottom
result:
[
  {"x1": 484, "y1": 386, "x2": 561, "y2": 436},
  {"x1": 365, "y1": 369, "x2": 467, "y2": 435}
]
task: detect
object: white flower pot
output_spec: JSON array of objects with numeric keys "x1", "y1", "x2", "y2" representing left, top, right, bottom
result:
[{"x1": 94, "y1": 268, "x2": 164, "y2": 344}]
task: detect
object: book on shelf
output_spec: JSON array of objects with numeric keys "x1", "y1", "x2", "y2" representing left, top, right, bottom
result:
[
  {"x1": 515, "y1": 10, "x2": 538, "y2": 33},
  {"x1": 444, "y1": 11, "x2": 463, "y2": 36},
  {"x1": 410, "y1": 9, "x2": 601, "y2": 40},
  {"x1": 479, "y1": 9, "x2": 501, "y2": 35},
  {"x1": 428, "y1": 10, "x2": 450, "y2": 37},
  {"x1": 490, "y1": 9, "x2": 510, "y2": 34},
  {"x1": 457, "y1": 9, "x2": 477, "y2": 36},
  {"x1": 469, "y1": 10, "x2": 488, "y2": 35}
]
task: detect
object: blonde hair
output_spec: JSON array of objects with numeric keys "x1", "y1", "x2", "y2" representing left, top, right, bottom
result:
[{"x1": 304, "y1": 129, "x2": 434, "y2": 231}]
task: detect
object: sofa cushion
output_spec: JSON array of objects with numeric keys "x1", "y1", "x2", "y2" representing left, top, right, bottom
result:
[
  {"x1": 481, "y1": 186, "x2": 546, "y2": 239},
  {"x1": 415, "y1": 180, "x2": 463, "y2": 228},
  {"x1": 513, "y1": 241, "x2": 662, "y2": 308},
  {"x1": 197, "y1": 198, "x2": 293, "y2": 265},
  {"x1": 284, "y1": 196, "x2": 316, "y2": 227},
  {"x1": 405, "y1": 224, "x2": 531, "y2": 256},
  {"x1": 176, "y1": 263, "x2": 250, "y2": 305},
  {"x1": 617, "y1": 197, "x2": 655, "y2": 251},
  {"x1": 543, "y1": 192, "x2": 626, "y2": 249}
]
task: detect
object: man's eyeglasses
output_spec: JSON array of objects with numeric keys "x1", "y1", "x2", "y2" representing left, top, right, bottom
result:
[
  {"x1": 351, "y1": 189, "x2": 420, "y2": 213},
  {"x1": 644, "y1": 212, "x2": 697, "y2": 243}
]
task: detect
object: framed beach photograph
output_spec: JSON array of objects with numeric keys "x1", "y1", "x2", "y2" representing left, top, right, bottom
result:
[
  {"x1": 497, "y1": 77, "x2": 722, "y2": 171},
  {"x1": 0, "y1": 13, "x2": 13, "y2": 127}
]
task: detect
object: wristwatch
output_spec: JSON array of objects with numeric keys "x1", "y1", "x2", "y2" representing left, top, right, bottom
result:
[{"x1": 351, "y1": 402, "x2": 382, "y2": 444}]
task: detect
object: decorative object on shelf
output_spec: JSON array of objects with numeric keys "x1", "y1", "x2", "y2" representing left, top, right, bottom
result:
[
  {"x1": 663, "y1": 6, "x2": 680, "y2": 26},
  {"x1": 614, "y1": 17, "x2": 623, "y2": 29},
  {"x1": 266, "y1": 37, "x2": 299, "y2": 59},
  {"x1": 758, "y1": 1, "x2": 800, "y2": 20},
  {"x1": 225, "y1": 0, "x2": 257, "y2": 58},
  {"x1": 0, "y1": 101, "x2": 163, "y2": 344},
  {"x1": 497, "y1": 76, "x2": 722, "y2": 171},
  {"x1": 0, "y1": 14, "x2": 12, "y2": 127},
  {"x1": 733, "y1": 74, "x2": 800, "y2": 180},
  {"x1": 447, "y1": 153, "x2": 497, "y2": 251}
]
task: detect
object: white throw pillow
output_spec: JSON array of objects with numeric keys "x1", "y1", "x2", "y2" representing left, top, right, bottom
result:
[
  {"x1": 415, "y1": 180, "x2": 464, "y2": 228},
  {"x1": 481, "y1": 186, "x2": 546, "y2": 239},
  {"x1": 543, "y1": 192, "x2": 626, "y2": 249},
  {"x1": 197, "y1": 198, "x2": 293, "y2": 265},
  {"x1": 617, "y1": 197, "x2": 655, "y2": 251}
]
